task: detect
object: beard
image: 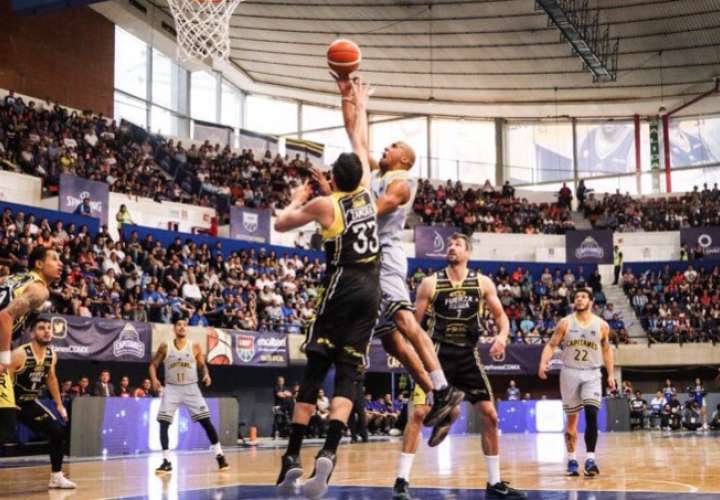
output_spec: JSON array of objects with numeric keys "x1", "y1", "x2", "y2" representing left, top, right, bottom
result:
[
  {"x1": 35, "y1": 338, "x2": 52, "y2": 346},
  {"x1": 574, "y1": 303, "x2": 590, "y2": 312}
]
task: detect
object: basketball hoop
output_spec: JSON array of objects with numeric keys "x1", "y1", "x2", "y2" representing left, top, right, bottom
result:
[{"x1": 166, "y1": 0, "x2": 243, "y2": 63}]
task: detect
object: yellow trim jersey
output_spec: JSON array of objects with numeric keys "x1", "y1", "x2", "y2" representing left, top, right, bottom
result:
[
  {"x1": 0, "y1": 271, "x2": 48, "y2": 334},
  {"x1": 0, "y1": 372, "x2": 15, "y2": 409},
  {"x1": 13, "y1": 343, "x2": 54, "y2": 404},
  {"x1": 322, "y1": 188, "x2": 380, "y2": 269}
]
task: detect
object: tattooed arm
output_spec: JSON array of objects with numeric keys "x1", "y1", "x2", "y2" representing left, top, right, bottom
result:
[{"x1": 0, "y1": 282, "x2": 48, "y2": 365}]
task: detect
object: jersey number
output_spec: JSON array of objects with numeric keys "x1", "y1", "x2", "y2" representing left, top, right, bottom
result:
[
  {"x1": 574, "y1": 349, "x2": 589, "y2": 362},
  {"x1": 351, "y1": 222, "x2": 379, "y2": 255},
  {"x1": 176, "y1": 373, "x2": 185, "y2": 383}
]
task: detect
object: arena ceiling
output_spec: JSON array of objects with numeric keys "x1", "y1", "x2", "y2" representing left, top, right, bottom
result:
[{"x1": 180, "y1": 0, "x2": 720, "y2": 108}]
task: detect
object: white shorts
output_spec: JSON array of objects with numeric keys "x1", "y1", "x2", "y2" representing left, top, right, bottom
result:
[
  {"x1": 560, "y1": 367, "x2": 602, "y2": 414},
  {"x1": 372, "y1": 245, "x2": 413, "y2": 339},
  {"x1": 157, "y1": 383, "x2": 210, "y2": 424}
]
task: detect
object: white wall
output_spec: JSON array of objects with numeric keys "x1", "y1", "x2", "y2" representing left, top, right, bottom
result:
[
  {"x1": 614, "y1": 231, "x2": 680, "y2": 262},
  {"x1": 0, "y1": 170, "x2": 43, "y2": 206},
  {"x1": 108, "y1": 193, "x2": 216, "y2": 240}
]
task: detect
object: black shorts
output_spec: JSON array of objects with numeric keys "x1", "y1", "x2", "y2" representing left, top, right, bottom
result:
[
  {"x1": 0, "y1": 408, "x2": 16, "y2": 444},
  {"x1": 437, "y1": 343, "x2": 494, "y2": 404},
  {"x1": 17, "y1": 399, "x2": 59, "y2": 434},
  {"x1": 305, "y1": 263, "x2": 381, "y2": 371}
]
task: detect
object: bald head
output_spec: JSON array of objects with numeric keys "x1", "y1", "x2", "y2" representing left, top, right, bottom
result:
[{"x1": 379, "y1": 141, "x2": 416, "y2": 172}]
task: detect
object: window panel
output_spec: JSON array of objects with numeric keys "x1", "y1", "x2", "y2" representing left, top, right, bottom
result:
[
  {"x1": 114, "y1": 92, "x2": 147, "y2": 128},
  {"x1": 114, "y1": 26, "x2": 148, "y2": 100},
  {"x1": 221, "y1": 81, "x2": 243, "y2": 129},
  {"x1": 302, "y1": 105, "x2": 344, "y2": 132},
  {"x1": 668, "y1": 115, "x2": 720, "y2": 168},
  {"x1": 190, "y1": 71, "x2": 218, "y2": 122},
  {"x1": 245, "y1": 95, "x2": 298, "y2": 135},
  {"x1": 430, "y1": 118, "x2": 495, "y2": 184},
  {"x1": 152, "y1": 49, "x2": 188, "y2": 114},
  {"x1": 303, "y1": 127, "x2": 351, "y2": 166},
  {"x1": 576, "y1": 121, "x2": 635, "y2": 178},
  {"x1": 506, "y1": 122, "x2": 573, "y2": 184}
]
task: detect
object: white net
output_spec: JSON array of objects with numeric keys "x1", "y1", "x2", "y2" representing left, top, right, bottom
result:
[{"x1": 167, "y1": 0, "x2": 242, "y2": 62}]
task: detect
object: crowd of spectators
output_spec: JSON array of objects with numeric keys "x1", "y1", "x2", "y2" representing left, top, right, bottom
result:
[
  {"x1": 59, "y1": 369, "x2": 156, "y2": 403},
  {"x1": 0, "y1": 91, "x2": 309, "y2": 219},
  {"x1": 0, "y1": 204, "x2": 325, "y2": 334},
  {"x1": 413, "y1": 179, "x2": 576, "y2": 235},
  {"x1": 623, "y1": 264, "x2": 720, "y2": 344},
  {"x1": 581, "y1": 184, "x2": 720, "y2": 232}
]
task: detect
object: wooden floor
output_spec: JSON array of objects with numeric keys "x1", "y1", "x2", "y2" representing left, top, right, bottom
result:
[{"x1": 1, "y1": 432, "x2": 718, "y2": 499}]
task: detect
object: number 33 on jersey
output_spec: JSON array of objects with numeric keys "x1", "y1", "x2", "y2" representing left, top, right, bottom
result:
[{"x1": 322, "y1": 188, "x2": 380, "y2": 268}]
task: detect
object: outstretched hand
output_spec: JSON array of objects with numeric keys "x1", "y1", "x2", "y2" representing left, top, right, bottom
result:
[
  {"x1": 330, "y1": 71, "x2": 353, "y2": 98},
  {"x1": 350, "y1": 76, "x2": 374, "y2": 109}
]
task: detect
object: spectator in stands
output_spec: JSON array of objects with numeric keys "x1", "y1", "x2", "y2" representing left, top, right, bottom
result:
[
  {"x1": 608, "y1": 314, "x2": 629, "y2": 345},
  {"x1": 628, "y1": 391, "x2": 647, "y2": 430},
  {"x1": 682, "y1": 401, "x2": 703, "y2": 431},
  {"x1": 115, "y1": 204, "x2": 134, "y2": 237},
  {"x1": 94, "y1": 370, "x2": 115, "y2": 397},
  {"x1": 60, "y1": 380, "x2": 73, "y2": 405},
  {"x1": 710, "y1": 404, "x2": 720, "y2": 430},
  {"x1": 272, "y1": 376, "x2": 292, "y2": 439},
  {"x1": 134, "y1": 378, "x2": 154, "y2": 398},
  {"x1": 576, "y1": 180, "x2": 590, "y2": 211},
  {"x1": 294, "y1": 231, "x2": 309, "y2": 250},
  {"x1": 663, "y1": 393, "x2": 683, "y2": 430},
  {"x1": 649, "y1": 391, "x2": 665, "y2": 429},
  {"x1": 117, "y1": 375, "x2": 132, "y2": 397},
  {"x1": 506, "y1": 380, "x2": 521, "y2": 401},
  {"x1": 72, "y1": 376, "x2": 91, "y2": 397},
  {"x1": 612, "y1": 246, "x2": 623, "y2": 285},
  {"x1": 558, "y1": 182, "x2": 572, "y2": 209},
  {"x1": 75, "y1": 197, "x2": 92, "y2": 217},
  {"x1": 308, "y1": 389, "x2": 330, "y2": 438},
  {"x1": 309, "y1": 228, "x2": 323, "y2": 251},
  {"x1": 379, "y1": 394, "x2": 400, "y2": 435},
  {"x1": 364, "y1": 393, "x2": 385, "y2": 435},
  {"x1": 663, "y1": 379, "x2": 677, "y2": 403}
]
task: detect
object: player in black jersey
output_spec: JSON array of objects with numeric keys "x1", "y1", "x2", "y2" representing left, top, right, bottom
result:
[
  {"x1": 274, "y1": 151, "x2": 381, "y2": 498},
  {"x1": 0, "y1": 246, "x2": 63, "y2": 367},
  {"x1": 6, "y1": 317, "x2": 74, "y2": 489},
  {"x1": 392, "y1": 234, "x2": 526, "y2": 500}
]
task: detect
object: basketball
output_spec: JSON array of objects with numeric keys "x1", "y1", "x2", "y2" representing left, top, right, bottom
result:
[{"x1": 327, "y1": 39, "x2": 361, "y2": 76}]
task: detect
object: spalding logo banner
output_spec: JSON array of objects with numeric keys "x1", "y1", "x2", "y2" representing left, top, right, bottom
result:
[
  {"x1": 24, "y1": 315, "x2": 151, "y2": 362},
  {"x1": 229, "y1": 206, "x2": 271, "y2": 244},
  {"x1": 565, "y1": 229, "x2": 613, "y2": 264},
  {"x1": 59, "y1": 173, "x2": 109, "y2": 225}
]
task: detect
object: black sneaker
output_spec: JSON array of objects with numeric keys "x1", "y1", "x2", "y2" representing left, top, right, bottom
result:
[
  {"x1": 276, "y1": 454, "x2": 303, "y2": 496},
  {"x1": 428, "y1": 412, "x2": 454, "y2": 447},
  {"x1": 216, "y1": 454, "x2": 229, "y2": 471},
  {"x1": 584, "y1": 458, "x2": 600, "y2": 477},
  {"x1": 392, "y1": 477, "x2": 411, "y2": 499},
  {"x1": 486, "y1": 481, "x2": 527, "y2": 499},
  {"x1": 155, "y1": 459, "x2": 172, "y2": 474},
  {"x1": 423, "y1": 386, "x2": 465, "y2": 427},
  {"x1": 302, "y1": 449, "x2": 336, "y2": 499}
]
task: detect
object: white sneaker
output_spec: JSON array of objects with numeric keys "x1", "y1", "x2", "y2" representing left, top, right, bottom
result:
[{"x1": 49, "y1": 474, "x2": 77, "y2": 489}]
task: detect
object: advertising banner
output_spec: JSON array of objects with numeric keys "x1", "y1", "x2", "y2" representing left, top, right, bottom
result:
[
  {"x1": 26, "y1": 315, "x2": 151, "y2": 362},
  {"x1": 565, "y1": 229, "x2": 613, "y2": 264},
  {"x1": 414, "y1": 225, "x2": 460, "y2": 260},
  {"x1": 229, "y1": 206, "x2": 271, "y2": 244},
  {"x1": 366, "y1": 340, "x2": 405, "y2": 373},
  {"x1": 206, "y1": 329, "x2": 288, "y2": 367},
  {"x1": 680, "y1": 227, "x2": 720, "y2": 258},
  {"x1": 59, "y1": 173, "x2": 109, "y2": 225}
]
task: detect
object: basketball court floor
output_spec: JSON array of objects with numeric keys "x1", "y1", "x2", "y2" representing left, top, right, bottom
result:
[{"x1": 0, "y1": 432, "x2": 717, "y2": 499}]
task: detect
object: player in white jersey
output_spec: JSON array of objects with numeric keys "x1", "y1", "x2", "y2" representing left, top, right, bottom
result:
[
  {"x1": 149, "y1": 319, "x2": 229, "y2": 474},
  {"x1": 538, "y1": 287, "x2": 615, "y2": 478},
  {"x1": 330, "y1": 74, "x2": 463, "y2": 429}
]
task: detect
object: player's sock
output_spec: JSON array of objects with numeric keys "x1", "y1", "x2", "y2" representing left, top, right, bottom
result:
[
  {"x1": 0, "y1": 350, "x2": 10, "y2": 365},
  {"x1": 429, "y1": 370, "x2": 448, "y2": 391},
  {"x1": 163, "y1": 450, "x2": 171, "y2": 461},
  {"x1": 321, "y1": 419, "x2": 345, "y2": 454},
  {"x1": 51, "y1": 472, "x2": 63, "y2": 481},
  {"x1": 485, "y1": 455, "x2": 501, "y2": 485},
  {"x1": 397, "y1": 452, "x2": 415, "y2": 480},
  {"x1": 212, "y1": 442, "x2": 223, "y2": 456},
  {"x1": 568, "y1": 451, "x2": 577, "y2": 461},
  {"x1": 286, "y1": 423, "x2": 307, "y2": 457},
  {"x1": 586, "y1": 452, "x2": 595, "y2": 460}
]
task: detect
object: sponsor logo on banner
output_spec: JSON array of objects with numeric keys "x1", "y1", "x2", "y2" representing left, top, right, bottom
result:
[
  {"x1": 565, "y1": 230, "x2": 612, "y2": 264},
  {"x1": 243, "y1": 212, "x2": 258, "y2": 233},
  {"x1": 112, "y1": 323, "x2": 146, "y2": 359},
  {"x1": 575, "y1": 236, "x2": 605, "y2": 260},
  {"x1": 59, "y1": 174, "x2": 109, "y2": 224},
  {"x1": 415, "y1": 225, "x2": 459, "y2": 260},
  {"x1": 51, "y1": 316, "x2": 68, "y2": 339},
  {"x1": 681, "y1": 227, "x2": 720, "y2": 256},
  {"x1": 235, "y1": 334, "x2": 255, "y2": 363}
]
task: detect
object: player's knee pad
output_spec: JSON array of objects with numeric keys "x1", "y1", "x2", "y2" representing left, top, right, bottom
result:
[{"x1": 333, "y1": 361, "x2": 362, "y2": 401}]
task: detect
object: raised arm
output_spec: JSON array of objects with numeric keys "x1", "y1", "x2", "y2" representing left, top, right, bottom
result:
[
  {"x1": 539, "y1": 318, "x2": 568, "y2": 379},
  {"x1": 482, "y1": 276, "x2": 510, "y2": 358},
  {"x1": 0, "y1": 282, "x2": 49, "y2": 365},
  {"x1": 600, "y1": 320, "x2": 616, "y2": 391},
  {"x1": 47, "y1": 352, "x2": 67, "y2": 421},
  {"x1": 274, "y1": 183, "x2": 334, "y2": 233},
  {"x1": 149, "y1": 342, "x2": 167, "y2": 393},
  {"x1": 350, "y1": 77, "x2": 373, "y2": 188},
  {"x1": 414, "y1": 275, "x2": 436, "y2": 324},
  {"x1": 375, "y1": 179, "x2": 411, "y2": 217},
  {"x1": 194, "y1": 342, "x2": 211, "y2": 387}
]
